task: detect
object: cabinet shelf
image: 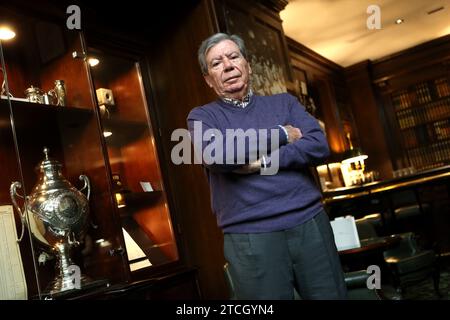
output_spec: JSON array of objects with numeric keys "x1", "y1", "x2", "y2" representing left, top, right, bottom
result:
[
  {"x1": 1, "y1": 99, "x2": 94, "y2": 124},
  {"x1": 0, "y1": 100, "x2": 94, "y2": 147},
  {"x1": 102, "y1": 117, "x2": 148, "y2": 146},
  {"x1": 121, "y1": 214, "x2": 173, "y2": 267},
  {"x1": 117, "y1": 191, "x2": 163, "y2": 215}
]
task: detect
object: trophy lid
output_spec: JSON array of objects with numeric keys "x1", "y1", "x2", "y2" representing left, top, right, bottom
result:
[
  {"x1": 37, "y1": 147, "x2": 62, "y2": 172},
  {"x1": 24, "y1": 85, "x2": 44, "y2": 95}
]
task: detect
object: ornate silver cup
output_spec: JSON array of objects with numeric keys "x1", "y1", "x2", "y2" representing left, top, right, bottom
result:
[{"x1": 11, "y1": 147, "x2": 91, "y2": 294}]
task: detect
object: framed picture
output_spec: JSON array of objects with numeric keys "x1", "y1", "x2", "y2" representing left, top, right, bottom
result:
[{"x1": 222, "y1": 4, "x2": 292, "y2": 96}]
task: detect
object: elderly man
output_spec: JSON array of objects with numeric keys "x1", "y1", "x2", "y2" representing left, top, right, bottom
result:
[{"x1": 187, "y1": 33, "x2": 347, "y2": 299}]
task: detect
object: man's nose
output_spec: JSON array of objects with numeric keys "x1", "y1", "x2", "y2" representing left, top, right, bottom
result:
[{"x1": 222, "y1": 57, "x2": 234, "y2": 71}]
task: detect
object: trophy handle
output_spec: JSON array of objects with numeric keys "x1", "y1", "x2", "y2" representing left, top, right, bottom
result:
[
  {"x1": 10, "y1": 181, "x2": 26, "y2": 242},
  {"x1": 78, "y1": 175, "x2": 91, "y2": 200},
  {"x1": 68, "y1": 231, "x2": 80, "y2": 246},
  {"x1": 78, "y1": 174, "x2": 97, "y2": 229}
]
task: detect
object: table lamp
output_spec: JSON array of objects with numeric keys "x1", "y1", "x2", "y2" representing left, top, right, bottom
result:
[{"x1": 341, "y1": 133, "x2": 368, "y2": 186}]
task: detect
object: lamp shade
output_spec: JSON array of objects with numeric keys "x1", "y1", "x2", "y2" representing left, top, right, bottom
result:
[{"x1": 341, "y1": 147, "x2": 368, "y2": 164}]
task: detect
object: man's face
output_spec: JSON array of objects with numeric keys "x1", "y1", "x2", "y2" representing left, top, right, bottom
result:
[{"x1": 204, "y1": 39, "x2": 252, "y2": 100}]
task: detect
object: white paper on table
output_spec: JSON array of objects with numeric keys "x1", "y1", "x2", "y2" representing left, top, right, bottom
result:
[
  {"x1": 330, "y1": 215, "x2": 361, "y2": 251},
  {"x1": 0, "y1": 205, "x2": 27, "y2": 299}
]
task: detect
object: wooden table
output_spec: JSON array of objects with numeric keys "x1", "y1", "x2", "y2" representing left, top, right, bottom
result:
[
  {"x1": 339, "y1": 235, "x2": 401, "y2": 256},
  {"x1": 323, "y1": 165, "x2": 450, "y2": 238},
  {"x1": 338, "y1": 235, "x2": 402, "y2": 277}
]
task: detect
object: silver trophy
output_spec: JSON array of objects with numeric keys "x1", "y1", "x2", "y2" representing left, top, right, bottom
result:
[
  {"x1": 53, "y1": 80, "x2": 66, "y2": 106},
  {"x1": 11, "y1": 147, "x2": 91, "y2": 293}
]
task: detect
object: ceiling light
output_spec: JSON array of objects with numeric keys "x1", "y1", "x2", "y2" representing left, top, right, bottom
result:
[
  {"x1": 103, "y1": 131, "x2": 112, "y2": 137},
  {"x1": 0, "y1": 26, "x2": 16, "y2": 40},
  {"x1": 88, "y1": 57, "x2": 100, "y2": 67},
  {"x1": 395, "y1": 19, "x2": 404, "y2": 25}
]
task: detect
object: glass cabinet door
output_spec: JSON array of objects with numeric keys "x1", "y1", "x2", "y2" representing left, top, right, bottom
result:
[
  {"x1": 87, "y1": 48, "x2": 179, "y2": 274},
  {"x1": 1, "y1": 5, "x2": 127, "y2": 299},
  {"x1": 0, "y1": 75, "x2": 30, "y2": 300}
]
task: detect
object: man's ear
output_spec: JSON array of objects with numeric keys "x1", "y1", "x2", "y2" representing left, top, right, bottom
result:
[{"x1": 204, "y1": 74, "x2": 213, "y2": 88}]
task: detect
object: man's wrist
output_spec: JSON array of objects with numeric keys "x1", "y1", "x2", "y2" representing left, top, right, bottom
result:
[{"x1": 278, "y1": 125, "x2": 289, "y2": 142}]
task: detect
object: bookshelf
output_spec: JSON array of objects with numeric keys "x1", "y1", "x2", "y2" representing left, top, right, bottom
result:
[{"x1": 390, "y1": 77, "x2": 450, "y2": 170}]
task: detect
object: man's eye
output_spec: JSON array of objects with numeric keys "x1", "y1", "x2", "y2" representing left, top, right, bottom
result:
[{"x1": 211, "y1": 62, "x2": 220, "y2": 67}]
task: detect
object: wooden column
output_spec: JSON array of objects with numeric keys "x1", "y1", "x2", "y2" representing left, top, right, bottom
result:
[{"x1": 345, "y1": 61, "x2": 393, "y2": 179}]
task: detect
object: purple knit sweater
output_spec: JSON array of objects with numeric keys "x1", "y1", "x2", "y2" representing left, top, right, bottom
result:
[{"x1": 187, "y1": 93, "x2": 329, "y2": 233}]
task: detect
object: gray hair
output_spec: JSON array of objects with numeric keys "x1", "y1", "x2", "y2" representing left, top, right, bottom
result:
[{"x1": 198, "y1": 33, "x2": 248, "y2": 75}]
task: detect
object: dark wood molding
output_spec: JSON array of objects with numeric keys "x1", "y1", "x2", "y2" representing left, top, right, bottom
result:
[
  {"x1": 371, "y1": 34, "x2": 450, "y2": 84},
  {"x1": 258, "y1": 0, "x2": 289, "y2": 13},
  {"x1": 287, "y1": 37, "x2": 343, "y2": 74}
]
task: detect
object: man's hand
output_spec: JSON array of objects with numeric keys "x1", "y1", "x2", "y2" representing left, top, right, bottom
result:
[
  {"x1": 233, "y1": 159, "x2": 261, "y2": 174},
  {"x1": 283, "y1": 125, "x2": 302, "y2": 143}
]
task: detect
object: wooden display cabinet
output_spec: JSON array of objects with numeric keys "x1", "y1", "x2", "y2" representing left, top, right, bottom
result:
[
  {"x1": 0, "y1": 3, "x2": 189, "y2": 300},
  {"x1": 87, "y1": 47, "x2": 179, "y2": 275}
]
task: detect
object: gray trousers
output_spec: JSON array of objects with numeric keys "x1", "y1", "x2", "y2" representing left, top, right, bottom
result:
[{"x1": 224, "y1": 209, "x2": 348, "y2": 299}]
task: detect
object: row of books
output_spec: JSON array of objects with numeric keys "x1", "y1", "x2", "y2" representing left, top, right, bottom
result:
[
  {"x1": 391, "y1": 78, "x2": 450, "y2": 111},
  {"x1": 402, "y1": 128, "x2": 424, "y2": 149},
  {"x1": 407, "y1": 140, "x2": 450, "y2": 170},
  {"x1": 433, "y1": 119, "x2": 450, "y2": 141},
  {"x1": 402, "y1": 121, "x2": 450, "y2": 149},
  {"x1": 391, "y1": 82, "x2": 433, "y2": 110},
  {"x1": 435, "y1": 77, "x2": 450, "y2": 98},
  {"x1": 396, "y1": 97, "x2": 450, "y2": 129}
]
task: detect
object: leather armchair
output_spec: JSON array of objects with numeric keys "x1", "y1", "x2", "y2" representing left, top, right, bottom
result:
[
  {"x1": 355, "y1": 218, "x2": 441, "y2": 297},
  {"x1": 344, "y1": 270, "x2": 382, "y2": 300},
  {"x1": 383, "y1": 232, "x2": 441, "y2": 297}
]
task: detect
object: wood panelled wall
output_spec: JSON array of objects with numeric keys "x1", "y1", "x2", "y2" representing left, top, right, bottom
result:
[
  {"x1": 147, "y1": 0, "x2": 229, "y2": 299},
  {"x1": 287, "y1": 38, "x2": 350, "y2": 156},
  {"x1": 345, "y1": 35, "x2": 450, "y2": 177}
]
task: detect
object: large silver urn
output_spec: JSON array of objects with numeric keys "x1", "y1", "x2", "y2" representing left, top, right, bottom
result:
[{"x1": 11, "y1": 147, "x2": 91, "y2": 294}]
